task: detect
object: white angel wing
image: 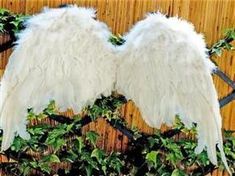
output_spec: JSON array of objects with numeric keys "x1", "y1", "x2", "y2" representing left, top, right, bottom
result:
[
  {"x1": 116, "y1": 13, "x2": 230, "y2": 173},
  {"x1": 0, "y1": 6, "x2": 115, "y2": 150}
]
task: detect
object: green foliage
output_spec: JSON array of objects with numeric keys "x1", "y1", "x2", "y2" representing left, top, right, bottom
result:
[
  {"x1": 209, "y1": 28, "x2": 235, "y2": 56},
  {"x1": 86, "y1": 131, "x2": 99, "y2": 147},
  {"x1": 109, "y1": 34, "x2": 125, "y2": 46},
  {"x1": 0, "y1": 8, "x2": 27, "y2": 35},
  {"x1": 2, "y1": 96, "x2": 234, "y2": 175},
  {"x1": 84, "y1": 95, "x2": 125, "y2": 121},
  {"x1": 146, "y1": 150, "x2": 159, "y2": 167},
  {"x1": 171, "y1": 169, "x2": 186, "y2": 176}
]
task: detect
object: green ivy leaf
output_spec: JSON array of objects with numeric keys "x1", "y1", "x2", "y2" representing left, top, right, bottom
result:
[
  {"x1": 146, "y1": 151, "x2": 159, "y2": 166},
  {"x1": 81, "y1": 152, "x2": 99, "y2": 170},
  {"x1": 29, "y1": 161, "x2": 38, "y2": 169},
  {"x1": 75, "y1": 137, "x2": 85, "y2": 153},
  {"x1": 107, "y1": 152, "x2": 124, "y2": 173},
  {"x1": 41, "y1": 154, "x2": 60, "y2": 163},
  {"x1": 225, "y1": 28, "x2": 235, "y2": 40},
  {"x1": 19, "y1": 162, "x2": 31, "y2": 176},
  {"x1": 0, "y1": 23, "x2": 4, "y2": 33},
  {"x1": 85, "y1": 165, "x2": 93, "y2": 176},
  {"x1": 38, "y1": 162, "x2": 51, "y2": 174},
  {"x1": 101, "y1": 165, "x2": 107, "y2": 175},
  {"x1": 86, "y1": 131, "x2": 99, "y2": 147},
  {"x1": 171, "y1": 169, "x2": 186, "y2": 176},
  {"x1": 27, "y1": 125, "x2": 48, "y2": 136},
  {"x1": 197, "y1": 151, "x2": 210, "y2": 166},
  {"x1": 45, "y1": 124, "x2": 67, "y2": 145},
  {"x1": 91, "y1": 148, "x2": 105, "y2": 164},
  {"x1": 10, "y1": 136, "x2": 27, "y2": 152},
  {"x1": 0, "y1": 9, "x2": 10, "y2": 16},
  {"x1": 53, "y1": 138, "x2": 66, "y2": 152},
  {"x1": 43, "y1": 100, "x2": 57, "y2": 115},
  {"x1": 63, "y1": 150, "x2": 78, "y2": 163}
]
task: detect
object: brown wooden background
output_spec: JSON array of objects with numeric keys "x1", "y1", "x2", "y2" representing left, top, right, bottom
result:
[{"x1": 0, "y1": 0, "x2": 235, "y2": 175}]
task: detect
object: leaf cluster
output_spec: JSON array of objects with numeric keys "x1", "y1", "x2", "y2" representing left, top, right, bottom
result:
[
  {"x1": 0, "y1": 9, "x2": 27, "y2": 36},
  {"x1": 209, "y1": 28, "x2": 235, "y2": 56},
  {"x1": 0, "y1": 97, "x2": 234, "y2": 176}
]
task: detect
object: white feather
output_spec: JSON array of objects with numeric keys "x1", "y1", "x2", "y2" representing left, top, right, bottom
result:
[
  {"x1": 0, "y1": 6, "x2": 116, "y2": 150},
  {"x1": 116, "y1": 13, "x2": 230, "y2": 174}
]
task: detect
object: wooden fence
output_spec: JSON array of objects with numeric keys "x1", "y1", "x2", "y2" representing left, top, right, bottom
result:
[{"x1": 0, "y1": 0, "x2": 235, "y2": 175}]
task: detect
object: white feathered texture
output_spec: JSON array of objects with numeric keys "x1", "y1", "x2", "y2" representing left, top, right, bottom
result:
[
  {"x1": 0, "y1": 6, "x2": 116, "y2": 151},
  {"x1": 116, "y1": 13, "x2": 230, "y2": 174},
  {"x1": 0, "y1": 6, "x2": 231, "y2": 174}
]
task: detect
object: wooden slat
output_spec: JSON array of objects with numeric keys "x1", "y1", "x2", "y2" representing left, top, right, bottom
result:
[{"x1": 0, "y1": 0, "x2": 234, "y2": 175}]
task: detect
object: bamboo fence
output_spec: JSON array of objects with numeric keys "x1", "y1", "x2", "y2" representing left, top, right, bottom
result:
[{"x1": 0, "y1": 0, "x2": 235, "y2": 175}]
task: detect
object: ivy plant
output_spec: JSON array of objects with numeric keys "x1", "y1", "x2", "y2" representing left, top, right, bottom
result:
[
  {"x1": 209, "y1": 28, "x2": 235, "y2": 56},
  {"x1": 0, "y1": 96, "x2": 234, "y2": 176},
  {"x1": 0, "y1": 9, "x2": 28, "y2": 35}
]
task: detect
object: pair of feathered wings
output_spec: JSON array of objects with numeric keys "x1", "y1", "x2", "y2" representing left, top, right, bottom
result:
[{"x1": 0, "y1": 6, "x2": 230, "y2": 173}]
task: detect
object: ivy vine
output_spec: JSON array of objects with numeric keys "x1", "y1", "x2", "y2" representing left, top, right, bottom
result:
[
  {"x1": 0, "y1": 9, "x2": 27, "y2": 35},
  {"x1": 0, "y1": 96, "x2": 235, "y2": 176}
]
